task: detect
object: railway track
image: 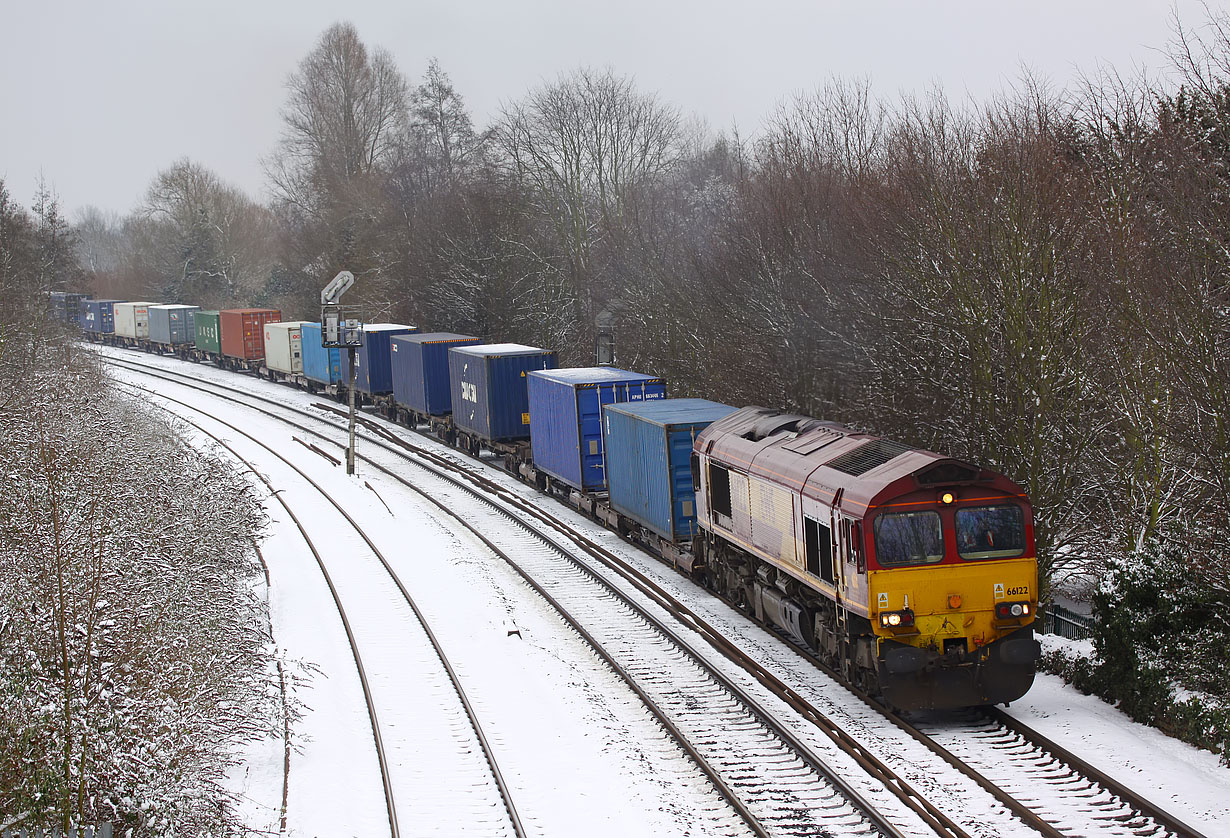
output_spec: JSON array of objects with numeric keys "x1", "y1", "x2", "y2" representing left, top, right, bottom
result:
[
  {"x1": 119, "y1": 380, "x2": 527, "y2": 838},
  {"x1": 99, "y1": 348, "x2": 1215, "y2": 838}
]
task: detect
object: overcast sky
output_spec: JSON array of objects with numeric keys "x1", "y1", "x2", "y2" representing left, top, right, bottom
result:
[{"x1": 1, "y1": 0, "x2": 1223, "y2": 217}]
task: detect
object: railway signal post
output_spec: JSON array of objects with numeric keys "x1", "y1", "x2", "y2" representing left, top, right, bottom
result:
[{"x1": 320, "y1": 271, "x2": 363, "y2": 475}]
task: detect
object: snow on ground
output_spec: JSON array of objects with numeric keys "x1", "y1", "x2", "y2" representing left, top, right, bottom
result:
[
  {"x1": 1006, "y1": 635, "x2": 1230, "y2": 833},
  {"x1": 97, "y1": 345, "x2": 1230, "y2": 837},
  {"x1": 108, "y1": 355, "x2": 746, "y2": 837}
]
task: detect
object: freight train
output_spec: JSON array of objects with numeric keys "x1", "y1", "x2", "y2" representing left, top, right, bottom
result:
[{"x1": 62, "y1": 292, "x2": 1041, "y2": 711}]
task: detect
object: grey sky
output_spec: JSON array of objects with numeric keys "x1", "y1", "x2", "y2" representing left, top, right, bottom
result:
[{"x1": 0, "y1": 0, "x2": 1221, "y2": 216}]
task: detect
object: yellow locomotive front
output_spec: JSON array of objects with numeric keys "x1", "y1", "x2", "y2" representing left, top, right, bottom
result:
[{"x1": 864, "y1": 487, "x2": 1041, "y2": 710}]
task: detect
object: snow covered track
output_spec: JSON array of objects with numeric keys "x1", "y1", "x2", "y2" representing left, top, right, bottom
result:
[
  {"x1": 113, "y1": 381, "x2": 526, "y2": 838},
  {"x1": 905, "y1": 709, "x2": 1208, "y2": 838}
]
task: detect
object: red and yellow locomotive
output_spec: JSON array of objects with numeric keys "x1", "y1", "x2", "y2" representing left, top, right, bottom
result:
[{"x1": 693, "y1": 407, "x2": 1040, "y2": 710}]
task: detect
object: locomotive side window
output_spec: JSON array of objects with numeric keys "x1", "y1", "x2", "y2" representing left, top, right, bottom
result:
[
  {"x1": 709, "y1": 463, "x2": 733, "y2": 518},
  {"x1": 955, "y1": 505, "x2": 1026, "y2": 560},
  {"x1": 874, "y1": 511, "x2": 944, "y2": 566}
]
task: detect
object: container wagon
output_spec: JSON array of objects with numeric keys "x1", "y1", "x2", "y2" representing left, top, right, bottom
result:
[
  {"x1": 113, "y1": 302, "x2": 154, "y2": 345},
  {"x1": 148, "y1": 304, "x2": 199, "y2": 354},
  {"x1": 526, "y1": 367, "x2": 666, "y2": 493},
  {"x1": 338, "y1": 324, "x2": 418, "y2": 400},
  {"x1": 263, "y1": 321, "x2": 311, "y2": 380},
  {"x1": 601, "y1": 399, "x2": 738, "y2": 568},
  {"x1": 193, "y1": 311, "x2": 222, "y2": 361},
  {"x1": 49, "y1": 292, "x2": 92, "y2": 326},
  {"x1": 219, "y1": 308, "x2": 281, "y2": 370},
  {"x1": 299, "y1": 322, "x2": 342, "y2": 391},
  {"x1": 389, "y1": 332, "x2": 480, "y2": 428},
  {"x1": 82, "y1": 299, "x2": 124, "y2": 337},
  {"x1": 448, "y1": 343, "x2": 557, "y2": 458}
]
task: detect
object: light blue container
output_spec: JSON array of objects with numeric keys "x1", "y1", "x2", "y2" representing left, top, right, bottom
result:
[
  {"x1": 300, "y1": 322, "x2": 342, "y2": 384},
  {"x1": 603, "y1": 399, "x2": 738, "y2": 542},
  {"x1": 528, "y1": 367, "x2": 666, "y2": 491}
]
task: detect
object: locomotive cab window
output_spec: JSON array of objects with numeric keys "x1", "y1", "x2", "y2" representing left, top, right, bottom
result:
[
  {"x1": 709, "y1": 463, "x2": 733, "y2": 518},
  {"x1": 873, "y1": 511, "x2": 944, "y2": 567},
  {"x1": 956, "y1": 504, "x2": 1026, "y2": 560}
]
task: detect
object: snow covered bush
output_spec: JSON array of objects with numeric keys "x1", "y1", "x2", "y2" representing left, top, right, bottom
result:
[
  {"x1": 1043, "y1": 534, "x2": 1230, "y2": 765},
  {"x1": 0, "y1": 338, "x2": 281, "y2": 833}
]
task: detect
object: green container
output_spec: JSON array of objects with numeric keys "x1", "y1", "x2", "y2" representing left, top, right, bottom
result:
[{"x1": 194, "y1": 310, "x2": 221, "y2": 354}]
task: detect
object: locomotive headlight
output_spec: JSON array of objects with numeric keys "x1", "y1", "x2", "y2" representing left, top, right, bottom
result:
[
  {"x1": 941, "y1": 492, "x2": 955, "y2": 505},
  {"x1": 879, "y1": 609, "x2": 915, "y2": 629}
]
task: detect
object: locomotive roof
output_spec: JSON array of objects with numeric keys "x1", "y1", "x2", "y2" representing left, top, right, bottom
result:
[{"x1": 696, "y1": 406, "x2": 1024, "y2": 514}]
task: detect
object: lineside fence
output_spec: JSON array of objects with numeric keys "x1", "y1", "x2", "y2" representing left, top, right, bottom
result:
[{"x1": 1042, "y1": 603, "x2": 1095, "y2": 641}]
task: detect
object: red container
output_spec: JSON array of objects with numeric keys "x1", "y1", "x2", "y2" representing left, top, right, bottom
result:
[{"x1": 220, "y1": 308, "x2": 281, "y2": 359}]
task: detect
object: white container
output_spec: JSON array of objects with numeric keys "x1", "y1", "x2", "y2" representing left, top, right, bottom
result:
[
  {"x1": 113, "y1": 302, "x2": 153, "y2": 339},
  {"x1": 263, "y1": 321, "x2": 309, "y2": 374}
]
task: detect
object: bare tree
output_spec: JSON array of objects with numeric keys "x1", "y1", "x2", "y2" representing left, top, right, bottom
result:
[
  {"x1": 266, "y1": 22, "x2": 411, "y2": 314},
  {"x1": 409, "y1": 58, "x2": 480, "y2": 191},
  {"x1": 492, "y1": 67, "x2": 682, "y2": 353}
]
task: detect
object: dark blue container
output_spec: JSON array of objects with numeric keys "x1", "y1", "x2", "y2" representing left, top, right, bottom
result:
[
  {"x1": 300, "y1": 322, "x2": 342, "y2": 385},
  {"x1": 83, "y1": 299, "x2": 124, "y2": 334},
  {"x1": 391, "y1": 333, "x2": 480, "y2": 416},
  {"x1": 49, "y1": 292, "x2": 92, "y2": 326},
  {"x1": 528, "y1": 367, "x2": 667, "y2": 491},
  {"x1": 449, "y1": 343, "x2": 557, "y2": 442},
  {"x1": 603, "y1": 399, "x2": 739, "y2": 542},
  {"x1": 339, "y1": 324, "x2": 418, "y2": 395}
]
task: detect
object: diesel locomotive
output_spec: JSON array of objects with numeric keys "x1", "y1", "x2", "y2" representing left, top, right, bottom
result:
[{"x1": 693, "y1": 407, "x2": 1040, "y2": 710}]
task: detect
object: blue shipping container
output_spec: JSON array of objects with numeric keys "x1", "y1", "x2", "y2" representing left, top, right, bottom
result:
[
  {"x1": 603, "y1": 399, "x2": 739, "y2": 542},
  {"x1": 148, "y1": 304, "x2": 199, "y2": 345},
  {"x1": 83, "y1": 299, "x2": 124, "y2": 334},
  {"x1": 391, "y1": 333, "x2": 480, "y2": 417},
  {"x1": 528, "y1": 367, "x2": 667, "y2": 491},
  {"x1": 300, "y1": 322, "x2": 342, "y2": 385},
  {"x1": 339, "y1": 324, "x2": 418, "y2": 394},
  {"x1": 449, "y1": 343, "x2": 557, "y2": 442}
]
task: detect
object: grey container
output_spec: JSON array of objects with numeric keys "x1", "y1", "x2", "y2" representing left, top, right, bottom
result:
[
  {"x1": 449, "y1": 343, "x2": 557, "y2": 442},
  {"x1": 603, "y1": 398, "x2": 739, "y2": 542},
  {"x1": 527, "y1": 367, "x2": 667, "y2": 491},
  {"x1": 148, "y1": 304, "x2": 200, "y2": 345}
]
